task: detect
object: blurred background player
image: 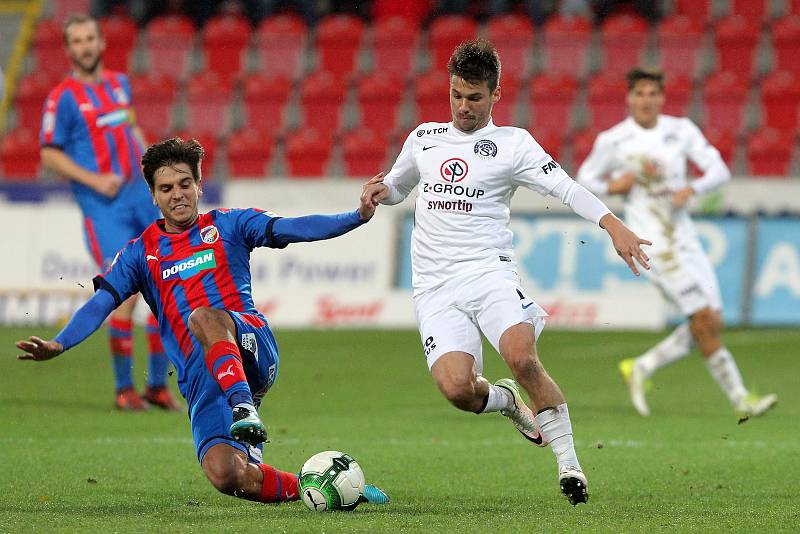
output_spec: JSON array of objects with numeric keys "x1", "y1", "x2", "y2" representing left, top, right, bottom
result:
[
  {"x1": 576, "y1": 67, "x2": 778, "y2": 418},
  {"x1": 362, "y1": 39, "x2": 652, "y2": 505},
  {"x1": 17, "y1": 137, "x2": 389, "y2": 505},
  {"x1": 39, "y1": 14, "x2": 178, "y2": 411}
]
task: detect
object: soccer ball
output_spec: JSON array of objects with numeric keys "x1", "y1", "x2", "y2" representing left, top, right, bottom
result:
[{"x1": 299, "y1": 451, "x2": 365, "y2": 512}]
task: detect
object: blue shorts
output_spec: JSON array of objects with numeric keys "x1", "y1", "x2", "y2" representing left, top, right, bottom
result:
[
  {"x1": 182, "y1": 311, "x2": 280, "y2": 464},
  {"x1": 80, "y1": 178, "x2": 160, "y2": 270}
]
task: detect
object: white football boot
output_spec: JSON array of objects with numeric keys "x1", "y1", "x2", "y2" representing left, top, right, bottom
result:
[{"x1": 494, "y1": 378, "x2": 547, "y2": 447}]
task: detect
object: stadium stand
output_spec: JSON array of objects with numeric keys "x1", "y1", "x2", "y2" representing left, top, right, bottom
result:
[
  {"x1": 226, "y1": 128, "x2": 274, "y2": 178},
  {"x1": 587, "y1": 74, "x2": 630, "y2": 131},
  {"x1": 657, "y1": 14, "x2": 705, "y2": 79},
  {"x1": 32, "y1": 18, "x2": 67, "y2": 77},
  {"x1": 129, "y1": 73, "x2": 178, "y2": 137},
  {"x1": 760, "y1": 70, "x2": 800, "y2": 135},
  {"x1": 201, "y1": 14, "x2": 251, "y2": 81},
  {"x1": 0, "y1": 128, "x2": 40, "y2": 179},
  {"x1": 485, "y1": 14, "x2": 534, "y2": 78},
  {"x1": 299, "y1": 70, "x2": 346, "y2": 131},
  {"x1": 772, "y1": 15, "x2": 800, "y2": 73},
  {"x1": 414, "y1": 71, "x2": 451, "y2": 124},
  {"x1": 662, "y1": 74, "x2": 693, "y2": 117},
  {"x1": 746, "y1": 127, "x2": 793, "y2": 176},
  {"x1": 284, "y1": 128, "x2": 333, "y2": 177},
  {"x1": 371, "y1": 16, "x2": 420, "y2": 81},
  {"x1": 428, "y1": 15, "x2": 478, "y2": 72},
  {"x1": 185, "y1": 72, "x2": 235, "y2": 134},
  {"x1": 491, "y1": 72, "x2": 521, "y2": 127},
  {"x1": 529, "y1": 73, "x2": 578, "y2": 132},
  {"x1": 314, "y1": 14, "x2": 365, "y2": 82},
  {"x1": 714, "y1": 15, "x2": 760, "y2": 78},
  {"x1": 703, "y1": 128, "x2": 737, "y2": 167},
  {"x1": 13, "y1": 73, "x2": 56, "y2": 131},
  {"x1": 242, "y1": 74, "x2": 293, "y2": 132},
  {"x1": 702, "y1": 70, "x2": 750, "y2": 133},
  {"x1": 600, "y1": 13, "x2": 650, "y2": 76},
  {"x1": 372, "y1": 0, "x2": 433, "y2": 25},
  {"x1": 144, "y1": 15, "x2": 195, "y2": 79},
  {"x1": 356, "y1": 72, "x2": 405, "y2": 133},
  {"x1": 672, "y1": 0, "x2": 714, "y2": 23},
  {"x1": 342, "y1": 128, "x2": 390, "y2": 177},
  {"x1": 99, "y1": 15, "x2": 137, "y2": 73},
  {"x1": 53, "y1": 0, "x2": 90, "y2": 21},
  {"x1": 541, "y1": 15, "x2": 592, "y2": 77}
]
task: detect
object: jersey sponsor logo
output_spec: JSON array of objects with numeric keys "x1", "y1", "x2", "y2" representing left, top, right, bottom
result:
[
  {"x1": 422, "y1": 182, "x2": 484, "y2": 198},
  {"x1": 541, "y1": 160, "x2": 560, "y2": 174},
  {"x1": 427, "y1": 199, "x2": 473, "y2": 212},
  {"x1": 474, "y1": 139, "x2": 498, "y2": 159},
  {"x1": 161, "y1": 250, "x2": 217, "y2": 280},
  {"x1": 96, "y1": 109, "x2": 130, "y2": 128},
  {"x1": 416, "y1": 126, "x2": 449, "y2": 137},
  {"x1": 440, "y1": 158, "x2": 468, "y2": 182},
  {"x1": 200, "y1": 225, "x2": 220, "y2": 244}
]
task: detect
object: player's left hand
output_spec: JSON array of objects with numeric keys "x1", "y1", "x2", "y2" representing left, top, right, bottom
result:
[
  {"x1": 671, "y1": 186, "x2": 694, "y2": 209},
  {"x1": 358, "y1": 172, "x2": 387, "y2": 221},
  {"x1": 16, "y1": 336, "x2": 64, "y2": 361},
  {"x1": 600, "y1": 214, "x2": 652, "y2": 277}
]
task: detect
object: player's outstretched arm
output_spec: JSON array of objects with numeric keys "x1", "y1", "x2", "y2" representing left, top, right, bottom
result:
[
  {"x1": 599, "y1": 213, "x2": 652, "y2": 277},
  {"x1": 16, "y1": 289, "x2": 116, "y2": 362}
]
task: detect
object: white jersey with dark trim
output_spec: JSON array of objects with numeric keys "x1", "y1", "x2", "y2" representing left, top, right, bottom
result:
[
  {"x1": 383, "y1": 119, "x2": 603, "y2": 295},
  {"x1": 576, "y1": 115, "x2": 730, "y2": 255}
]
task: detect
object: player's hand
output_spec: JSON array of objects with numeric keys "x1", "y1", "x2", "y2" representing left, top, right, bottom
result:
[
  {"x1": 94, "y1": 173, "x2": 124, "y2": 198},
  {"x1": 671, "y1": 186, "x2": 694, "y2": 209},
  {"x1": 607, "y1": 172, "x2": 636, "y2": 195},
  {"x1": 599, "y1": 214, "x2": 652, "y2": 277},
  {"x1": 16, "y1": 336, "x2": 64, "y2": 362},
  {"x1": 358, "y1": 172, "x2": 388, "y2": 221}
]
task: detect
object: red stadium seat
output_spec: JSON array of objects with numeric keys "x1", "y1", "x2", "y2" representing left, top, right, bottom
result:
[
  {"x1": 657, "y1": 15, "x2": 704, "y2": 78},
  {"x1": 702, "y1": 71, "x2": 749, "y2": 132},
  {"x1": 145, "y1": 15, "x2": 196, "y2": 79},
  {"x1": 427, "y1": 15, "x2": 478, "y2": 72},
  {"x1": 600, "y1": 14, "x2": 650, "y2": 76},
  {"x1": 14, "y1": 73, "x2": 57, "y2": 130},
  {"x1": 53, "y1": 0, "x2": 91, "y2": 20},
  {"x1": 242, "y1": 75, "x2": 293, "y2": 132},
  {"x1": 485, "y1": 14, "x2": 535, "y2": 77},
  {"x1": 226, "y1": 129, "x2": 274, "y2": 178},
  {"x1": 746, "y1": 128, "x2": 793, "y2": 176},
  {"x1": 541, "y1": 15, "x2": 592, "y2": 78},
  {"x1": 315, "y1": 14, "x2": 365, "y2": 82},
  {"x1": 414, "y1": 71, "x2": 451, "y2": 123},
  {"x1": 100, "y1": 15, "x2": 137, "y2": 73},
  {"x1": 714, "y1": 15, "x2": 760, "y2": 77},
  {"x1": 587, "y1": 74, "x2": 628, "y2": 131},
  {"x1": 662, "y1": 74, "x2": 693, "y2": 117},
  {"x1": 356, "y1": 73, "x2": 405, "y2": 132},
  {"x1": 731, "y1": 0, "x2": 769, "y2": 20},
  {"x1": 202, "y1": 15, "x2": 252, "y2": 81},
  {"x1": 129, "y1": 73, "x2": 178, "y2": 137},
  {"x1": 570, "y1": 129, "x2": 601, "y2": 171},
  {"x1": 760, "y1": 71, "x2": 800, "y2": 134},
  {"x1": 32, "y1": 19, "x2": 67, "y2": 77},
  {"x1": 299, "y1": 70, "x2": 346, "y2": 131},
  {"x1": 284, "y1": 128, "x2": 333, "y2": 178},
  {"x1": 371, "y1": 17, "x2": 420, "y2": 80},
  {"x1": 528, "y1": 128, "x2": 564, "y2": 163},
  {"x1": 185, "y1": 73, "x2": 234, "y2": 134},
  {"x1": 255, "y1": 14, "x2": 307, "y2": 79},
  {"x1": 793, "y1": 0, "x2": 800, "y2": 15},
  {"x1": 172, "y1": 130, "x2": 219, "y2": 181},
  {"x1": 772, "y1": 16, "x2": 800, "y2": 73},
  {"x1": 372, "y1": 0, "x2": 433, "y2": 25},
  {"x1": 529, "y1": 73, "x2": 578, "y2": 132},
  {"x1": 342, "y1": 129, "x2": 389, "y2": 177},
  {"x1": 0, "y1": 129, "x2": 40, "y2": 179},
  {"x1": 673, "y1": 0, "x2": 713, "y2": 22},
  {"x1": 491, "y1": 72, "x2": 521, "y2": 127},
  {"x1": 702, "y1": 128, "x2": 737, "y2": 167}
]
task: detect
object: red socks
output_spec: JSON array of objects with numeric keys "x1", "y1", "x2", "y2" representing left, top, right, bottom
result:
[
  {"x1": 204, "y1": 340, "x2": 248, "y2": 395},
  {"x1": 258, "y1": 464, "x2": 299, "y2": 503}
]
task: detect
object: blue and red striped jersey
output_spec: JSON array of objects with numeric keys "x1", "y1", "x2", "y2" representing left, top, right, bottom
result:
[
  {"x1": 40, "y1": 71, "x2": 143, "y2": 198},
  {"x1": 94, "y1": 209, "x2": 278, "y2": 374}
]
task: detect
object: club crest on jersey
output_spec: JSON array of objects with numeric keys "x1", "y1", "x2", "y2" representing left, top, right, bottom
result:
[
  {"x1": 440, "y1": 158, "x2": 469, "y2": 182},
  {"x1": 200, "y1": 225, "x2": 220, "y2": 244},
  {"x1": 161, "y1": 250, "x2": 216, "y2": 280},
  {"x1": 473, "y1": 139, "x2": 498, "y2": 159}
]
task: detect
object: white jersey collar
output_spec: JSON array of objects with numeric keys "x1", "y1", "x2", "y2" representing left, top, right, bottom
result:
[{"x1": 451, "y1": 118, "x2": 496, "y2": 137}]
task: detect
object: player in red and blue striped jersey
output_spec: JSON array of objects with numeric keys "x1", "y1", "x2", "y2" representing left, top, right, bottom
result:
[
  {"x1": 16, "y1": 137, "x2": 389, "y2": 505},
  {"x1": 39, "y1": 14, "x2": 176, "y2": 411}
]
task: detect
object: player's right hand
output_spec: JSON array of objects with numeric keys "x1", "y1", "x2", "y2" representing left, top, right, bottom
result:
[
  {"x1": 16, "y1": 336, "x2": 64, "y2": 362},
  {"x1": 94, "y1": 173, "x2": 124, "y2": 198},
  {"x1": 359, "y1": 172, "x2": 389, "y2": 221},
  {"x1": 607, "y1": 171, "x2": 636, "y2": 195}
]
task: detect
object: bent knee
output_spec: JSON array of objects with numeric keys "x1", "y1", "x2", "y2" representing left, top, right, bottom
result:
[
  {"x1": 437, "y1": 378, "x2": 479, "y2": 410},
  {"x1": 188, "y1": 307, "x2": 218, "y2": 334}
]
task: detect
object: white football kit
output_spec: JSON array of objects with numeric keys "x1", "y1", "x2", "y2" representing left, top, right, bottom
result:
[
  {"x1": 382, "y1": 119, "x2": 611, "y2": 370},
  {"x1": 576, "y1": 115, "x2": 731, "y2": 316}
]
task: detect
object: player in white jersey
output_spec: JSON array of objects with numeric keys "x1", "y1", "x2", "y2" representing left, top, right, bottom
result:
[
  {"x1": 359, "y1": 40, "x2": 651, "y2": 505},
  {"x1": 576, "y1": 67, "x2": 777, "y2": 419}
]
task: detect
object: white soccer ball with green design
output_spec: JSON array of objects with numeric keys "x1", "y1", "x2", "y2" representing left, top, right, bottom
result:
[{"x1": 299, "y1": 451, "x2": 365, "y2": 512}]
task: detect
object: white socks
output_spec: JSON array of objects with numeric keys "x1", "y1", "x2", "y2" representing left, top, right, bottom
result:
[
  {"x1": 535, "y1": 404, "x2": 580, "y2": 470},
  {"x1": 636, "y1": 322, "x2": 693, "y2": 377},
  {"x1": 705, "y1": 347, "x2": 748, "y2": 406},
  {"x1": 480, "y1": 384, "x2": 514, "y2": 413}
]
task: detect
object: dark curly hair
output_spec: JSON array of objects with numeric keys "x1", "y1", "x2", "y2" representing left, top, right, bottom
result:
[
  {"x1": 448, "y1": 39, "x2": 501, "y2": 92},
  {"x1": 626, "y1": 67, "x2": 664, "y2": 91},
  {"x1": 141, "y1": 137, "x2": 204, "y2": 191}
]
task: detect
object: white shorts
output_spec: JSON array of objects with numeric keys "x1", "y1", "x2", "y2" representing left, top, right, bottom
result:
[
  {"x1": 646, "y1": 241, "x2": 722, "y2": 316},
  {"x1": 413, "y1": 269, "x2": 547, "y2": 373}
]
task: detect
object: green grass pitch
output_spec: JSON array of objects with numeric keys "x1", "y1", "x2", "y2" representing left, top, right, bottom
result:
[{"x1": 1, "y1": 326, "x2": 798, "y2": 532}]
